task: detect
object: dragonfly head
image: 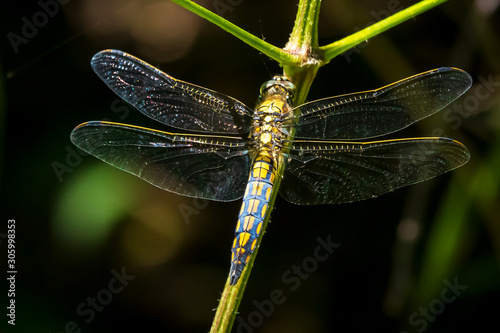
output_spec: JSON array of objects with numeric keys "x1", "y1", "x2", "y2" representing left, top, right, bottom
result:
[{"x1": 259, "y1": 75, "x2": 296, "y2": 100}]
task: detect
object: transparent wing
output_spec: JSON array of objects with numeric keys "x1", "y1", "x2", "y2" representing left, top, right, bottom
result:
[
  {"x1": 285, "y1": 68, "x2": 472, "y2": 140},
  {"x1": 280, "y1": 138, "x2": 470, "y2": 205},
  {"x1": 91, "y1": 49, "x2": 254, "y2": 134},
  {"x1": 71, "y1": 121, "x2": 253, "y2": 201}
]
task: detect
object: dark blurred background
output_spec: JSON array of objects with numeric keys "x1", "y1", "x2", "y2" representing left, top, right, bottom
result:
[{"x1": 1, "y1": 0, "x2": 499, "y2": 332}]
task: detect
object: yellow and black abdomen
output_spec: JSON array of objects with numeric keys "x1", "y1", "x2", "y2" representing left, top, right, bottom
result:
[
  {"x1": 229, "y1": 78, "x2": 292, "y2": 285},
  {"x1": 229, "y1": 154, "x2": 276, "y2": 285}
]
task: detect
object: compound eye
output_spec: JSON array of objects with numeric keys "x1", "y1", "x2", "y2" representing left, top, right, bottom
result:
[
  {"x1": 259, "y1": 81, "x2": 274, "y2": 95},
  {"x1": 281, "y1": 81, "x2": 296, "y2": 94},
  {"x1": 260, "y1": 76, "x2": 296, "y2": 95}
]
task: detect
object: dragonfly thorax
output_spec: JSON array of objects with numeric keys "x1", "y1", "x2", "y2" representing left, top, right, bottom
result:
[
  {"x1": 252, "y1": 95, "x2": 292, "y2": 159},
  {"x1": 252, "y1": 76, "x2": 295, "y2": 158}
]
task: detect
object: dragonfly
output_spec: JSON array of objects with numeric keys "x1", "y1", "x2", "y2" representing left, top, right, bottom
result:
[{"x1": 71, "y1": 49, "x2": 471, "y2": 285}]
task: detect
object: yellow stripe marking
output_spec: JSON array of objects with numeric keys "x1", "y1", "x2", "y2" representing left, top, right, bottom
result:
[
  {"x1": 255, "y1": 161, "x2": 270, "y2": 170},
  {"x1": 256, "y1": 222, "x2": 263, "y2": 235},
  {"x1": 265, "y1": 187, "x2": 272, "y2": 200},
  {"x1": 261, "y1": 204, "x2": 267, "y2": 219},
  {"x1": 239, "y1": 232, "x2": 251, "y2": 247},
  {"x1": 243, "y1": 216, "x2": 255, "y2": 231},
  {"x1": 247, "y1": 199, "x2": 259, "y2": 214},
  {"x1": 250, "y1": 183, "x2": 257, "y2": 196},
  {"x1": 256, "y1": 183, "x2": 264, "y2": 196}
]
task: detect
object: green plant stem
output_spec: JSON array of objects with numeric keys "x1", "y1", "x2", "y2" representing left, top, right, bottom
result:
[
  {"x1": 283, "y1": 0, "x2": 322, "y2": 105},
  {"x1": 320, "y1": 0, "x2": 448, "y2": 64},
  {"x1": 287, "y1": 0, "x2": 320, "y2": 50}
]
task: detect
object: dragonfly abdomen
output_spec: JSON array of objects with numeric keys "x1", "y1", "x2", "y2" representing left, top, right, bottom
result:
[{"x1": 230, "y1": 153, "x2": 277, "y2": 285}]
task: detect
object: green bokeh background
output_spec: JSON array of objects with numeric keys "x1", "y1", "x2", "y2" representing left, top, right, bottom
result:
[{"x1": 1, "y1": 0, "x2": 499, "y2": 332}]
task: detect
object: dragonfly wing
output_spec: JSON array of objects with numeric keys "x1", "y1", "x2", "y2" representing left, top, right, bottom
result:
[
  {"x1": 280, "y1": 138, "x2": 470, "y2": 205},
  {"x1": 91, "y1": 50, "x2": 254, "y2": 134},
  {"x1": 71, "y1": 121, "x2": 253, "y2": 201},
  {"x1": 286, "y1": 68, "x2": 472, "y2": 140}
]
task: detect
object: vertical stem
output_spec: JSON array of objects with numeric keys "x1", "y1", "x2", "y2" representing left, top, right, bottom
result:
[
  {"x1": 287, "y1": 0, "x2": 321, "y2": 50},
  {"x1": 283, "y1": 0, "x2": 322, "y2": 105}
]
